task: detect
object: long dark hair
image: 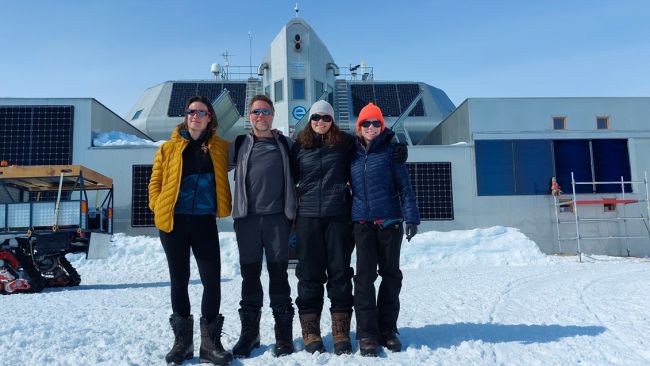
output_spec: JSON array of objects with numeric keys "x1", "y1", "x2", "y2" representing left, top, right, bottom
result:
[
  {"x1": 176, "y1": 96, "x2": 218, "y2": 138},
  {"x1": 296, "y1": 117, "x2": 342, "y2": 149}
]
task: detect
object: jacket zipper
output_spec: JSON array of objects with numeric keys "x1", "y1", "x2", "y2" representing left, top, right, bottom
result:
[
  {"x1": 319, "y1": 146, "x2": 323, "y2": 215},
  {"x1": 363, "y1": 149, "x2": 370, "y2": 220},
  {"x1": 190, "y1": 145, "x2": 202, "y2": 214}
]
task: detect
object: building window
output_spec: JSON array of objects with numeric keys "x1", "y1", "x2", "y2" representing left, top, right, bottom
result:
[
  {"x1": 131, "y1": 109, "x2": 143, "y2": 120},
  {"x1": 292, "y1": 79, "x2": 305, "y2": 100},
  {"x1": 475, "y1": 138, "x2": 631, "y2": 196},
  {"x1": 475, "y1": 140, "x2": 553, "y2": 196},
  {"x1": 264, "y1": 86, "x2": 270, "y2": 97},
  {"x1": 596, "y1": 116, "x2": 609, "y2": 129},
  {"x1": 554, "y1": 139, "x2": 631, "y2": 194},
  {"x1": 558, "y1": 198, "x2": 574, "y2": 213},
  {"x1": 604, "y1": 201, "x2": 617, "y2": 212},
  {"x1": 274, "y1": 80, "x2": 283, "y2": 103},
  {"x1": 314, "y1": 80, "x2": 324, "y2": 102},
  {"x1": 553, "y1": 116, "x2": 566, "y2": 130},
  {"x1": 327, "y1": 85, "x2": 334, "y2": 106}
]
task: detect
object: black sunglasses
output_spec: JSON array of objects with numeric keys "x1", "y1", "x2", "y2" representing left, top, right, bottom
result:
[
  {"x1": 185, "y1": 109, "x2": 210, "y2": 117},
  {"x1": 250, "y1": 108, "x2": 272, "y2": 116},
  {"x1": 360, "y1": 120, "x2": 382, "y2": 128},
  {"x1": 310, "y1": 114, "x2": 333, "y2": 122}
]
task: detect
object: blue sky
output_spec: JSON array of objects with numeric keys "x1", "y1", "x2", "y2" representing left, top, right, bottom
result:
[{"x1": 1, "y1": 0, "x2": 649, "y2": 118}]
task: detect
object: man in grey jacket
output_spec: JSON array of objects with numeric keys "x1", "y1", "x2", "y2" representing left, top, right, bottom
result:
[{"x1": 228, "y1": 94, "x2": 296, "y2": 358}]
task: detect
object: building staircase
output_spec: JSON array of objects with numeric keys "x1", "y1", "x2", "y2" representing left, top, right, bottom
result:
[{"x1": 334, "y1": 79, "x2": 351, "y2": 132}]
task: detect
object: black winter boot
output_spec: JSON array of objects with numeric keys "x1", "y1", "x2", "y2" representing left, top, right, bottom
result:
[
  {"x1": 200, "y1": 315, "x2": 233, "y2": 365},
  {"x1": 380, "y1": 331, "x2": 402, "y2": 352},
  {"x1": 273, "y1": 310, "x2": 295, "y2": 357},
  {"x1": 232, "y1": 309, "x2": 261, "y2": 358},
  {"x1": 166, "y1": 314, "x2": 194, "y2": 365},
  {"x1": 359, "y1": 337, "x2": 380, "y2": 357}
]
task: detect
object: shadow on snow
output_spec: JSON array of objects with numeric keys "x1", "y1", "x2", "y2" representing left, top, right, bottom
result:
[
  {"x1": 45, "y1": 278, "x2": 232, "y2": 292},
  {"x1": 400, "y1": 322, "x2": 606, "y2": 349}
]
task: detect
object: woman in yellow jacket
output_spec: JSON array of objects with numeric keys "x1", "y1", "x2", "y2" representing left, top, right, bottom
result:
[{"x1": 149, "y1": 96, "x2": 232, "y2": 366}]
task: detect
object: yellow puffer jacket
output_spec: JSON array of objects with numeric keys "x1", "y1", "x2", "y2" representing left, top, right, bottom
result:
[{"x1": 148, "y1": 128, "x2": 232, "y2": 233}]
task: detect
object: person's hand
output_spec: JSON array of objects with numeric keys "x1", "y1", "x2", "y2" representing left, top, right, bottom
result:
[
  {"x1": 392, "y1": 143, "x2": 408, "y2": 163},
  {"x1": 405, "y1": 223, "x2": 418, "y2": 242}
]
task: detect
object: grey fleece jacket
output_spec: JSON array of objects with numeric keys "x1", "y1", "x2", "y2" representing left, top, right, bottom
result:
[{"x1": 228, "y1": 131, "x2": 296, "y2": 220}]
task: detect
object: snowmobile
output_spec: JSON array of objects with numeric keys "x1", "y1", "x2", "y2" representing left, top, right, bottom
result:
[{"x1": 0, "y1": 165, "x2": 113, "y2": 294}]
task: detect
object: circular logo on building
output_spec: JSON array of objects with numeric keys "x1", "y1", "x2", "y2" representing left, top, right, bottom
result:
[{"x1": 292, "y1": 106, "x2": 307, "y2": 121}]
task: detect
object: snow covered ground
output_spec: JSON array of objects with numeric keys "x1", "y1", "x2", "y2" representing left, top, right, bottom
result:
[{"x1": 3, "y1": 227, "x2": 650, "y2": 365}]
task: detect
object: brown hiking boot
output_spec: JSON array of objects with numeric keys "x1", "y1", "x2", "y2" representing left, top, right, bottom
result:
[
  {"x1": 331, "y1": 312, "x2": 352, "y2": 355},
  {"x1": 299, "y1": 313, "x2": 325, "y2": 353}
]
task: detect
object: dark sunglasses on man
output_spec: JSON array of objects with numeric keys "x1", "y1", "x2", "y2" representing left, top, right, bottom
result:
[
  {"x1": 250, "y1": 108, "x2": 272, "y2": 116},
  {"x1": 310, "y1": 114, "x2": 333, "y2": 122},
  {"x1": 360, "y1": 120, "x2": 382, "y2": 128},
  {"x1": 185, "y1": 109, "x2": 210, "y2": 117}
]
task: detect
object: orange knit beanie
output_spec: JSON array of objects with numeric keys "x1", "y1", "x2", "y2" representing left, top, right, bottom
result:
[{"x1": 356, "y1": 103, "x2": 385, "y2": 131}]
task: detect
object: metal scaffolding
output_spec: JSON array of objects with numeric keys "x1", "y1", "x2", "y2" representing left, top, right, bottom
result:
[{"x1": 552, "y1": 171, "x2": 650, "y2": 262}]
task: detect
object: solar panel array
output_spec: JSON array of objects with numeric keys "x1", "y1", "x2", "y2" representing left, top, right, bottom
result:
[
  {"x1": 167, "y1": 82, "x2": 247, "y2": 117},
  {"x1": 0, "y1": 106, "x2": 74, "y2": 166},
  {"x1": 131, "y1": 165, "x2": 154, "y2": 227},
  {"x1": 407, "y1": 162, "x2": 454, "y2": 220},
  {"x1": 350, "y1": 83, "x2": 425, "y2": 117}
]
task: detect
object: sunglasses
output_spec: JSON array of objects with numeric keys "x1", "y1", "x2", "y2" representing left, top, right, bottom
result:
[
  {"x1": 310, "y1": 114, "x2": 333, "y2": 122},
  {"x1": 250, "y1": 108, "x2": 272, "y2": 116},
  {"x1": 185, "y1": 109, "x2": 210, "y2": 117},
  {"x1": 360, "y1": 120, "x2": 382, "y2": 128}
]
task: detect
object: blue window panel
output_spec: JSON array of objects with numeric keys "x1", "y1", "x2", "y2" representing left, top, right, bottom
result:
[
  {"x1": 513, "y1": 140, "x2": 554, "y2": 195},
  {"x1": 554, "y1": 140, "x2": 592, "y2": 193},
  {"x1": 476, "y1": 140, "x2": 515, "y2": 195},
  {"x1": 592, "y1": 139, "x2": 631, "y2": 193},
  {"x1": 292, "y1": 79, "x2": 305, "y2": 100}
]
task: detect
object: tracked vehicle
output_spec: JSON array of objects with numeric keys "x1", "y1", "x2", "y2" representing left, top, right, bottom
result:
[{"x1": 0, "y1": 165, "x2": 112, "y2": 294}]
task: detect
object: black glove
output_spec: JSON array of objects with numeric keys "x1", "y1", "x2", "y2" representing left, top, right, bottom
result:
[
  {"x1": 392, "y1": 143, "x2": 408, "y2": 164},
  {"x1": 405, "y1": 223, "x2": 418, "y2": 242}
]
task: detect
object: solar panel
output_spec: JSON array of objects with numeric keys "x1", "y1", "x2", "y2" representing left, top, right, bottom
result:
[
  {"x1": 168, "y1": 83, "x2": 198, "y2": 117},
  {"x1": 351, "y1": 83, "x2": 425, "y2": 117},
  {"x1": 197, "y1": 83, "x2": 223, "y2": 102},
  {"x1": 374, "y1": 84, "x2": 401, "y2": 117},
  {"x1": 168, "y1": 82, "x2": 248, "y2": 117},
  {"x1": 0, "y1": 105, "x2": 73, "y2": 166},
  {"x1": 396, "y1": 84, "x2": 425, "y2": 117},
  {"x1": 407, "y1": 162, "x2": 454, "y2": 220},
  {"x1": 350, "y1": 84, "x2": 375, "y2": 115},
  {"x1": 131, "y1": 165, "x2": 154, "y2": 227},
  {"x1": 223, "y1": 82, "x2": 247, "y2": 115}
]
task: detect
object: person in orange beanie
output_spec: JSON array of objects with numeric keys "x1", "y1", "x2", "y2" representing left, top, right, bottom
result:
[
  {"x1": 356, "y1": 103, "x2": 385, "y2": 131},
  {"x1": 350, "y1": 102, "x2": 420, "y2": 356}
]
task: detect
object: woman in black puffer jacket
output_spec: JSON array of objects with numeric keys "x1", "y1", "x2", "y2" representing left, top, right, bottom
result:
[{"x1": 291, "y1": 100, "x2": 356, "y2": 355}]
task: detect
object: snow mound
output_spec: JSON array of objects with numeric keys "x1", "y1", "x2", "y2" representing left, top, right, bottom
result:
[
  {"x1": 93, "y1": 131, "x2": 163, "y2": 147},
  {"x1": 68, "y1": 232, "x2": 241, "y2": 285},
  {"x1": 400, "y1": 226, "x2": 554, "y2": 268},
  {"x1": 68, "y1": 226, "x2": 551, "y2": 286}
]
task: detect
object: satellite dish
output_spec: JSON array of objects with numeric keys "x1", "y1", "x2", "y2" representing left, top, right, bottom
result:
[{"x1": 211, "y1": 63, "x2": 221, "y2": 79}]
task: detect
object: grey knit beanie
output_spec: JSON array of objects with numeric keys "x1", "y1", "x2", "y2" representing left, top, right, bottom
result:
[{"x1": 308, "y1": 100, "x2": 335, "y2": 122}]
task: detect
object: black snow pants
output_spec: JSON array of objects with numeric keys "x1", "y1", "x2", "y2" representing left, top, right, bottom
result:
[
  {"x1": 234, "y1": 213, "x2": 293, "y2": 314},
  {"x1": 160, "y1": 214, "x2": 222, "y2": 321},
  {"x1": 295, "y1": 215, "x2": 354, "y2": 315},
  {"x1": 353, "y1": 221, "x2": 404, "y2": 340}
]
